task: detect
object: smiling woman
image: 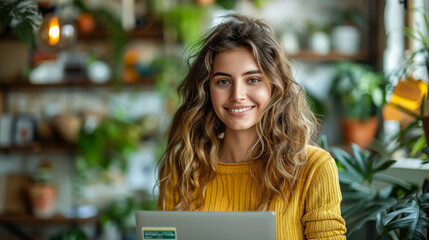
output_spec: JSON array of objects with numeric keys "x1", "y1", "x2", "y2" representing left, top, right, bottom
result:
[
  {"x1": 210, "y1": 47, "x2": 272, "y2": 136},
  {"x1": 157, "y1": 14, "x2": 346, "y2": 240}
]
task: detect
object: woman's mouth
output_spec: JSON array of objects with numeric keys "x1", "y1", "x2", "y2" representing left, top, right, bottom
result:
[{"x1": 225, "y1": 106, "x2": 255, "y2": 115}]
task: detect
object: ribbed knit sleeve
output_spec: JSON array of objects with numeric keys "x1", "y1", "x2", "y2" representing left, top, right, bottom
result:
[{"x1": 301, "y1": 149, "x2": 346, "y2": 239}]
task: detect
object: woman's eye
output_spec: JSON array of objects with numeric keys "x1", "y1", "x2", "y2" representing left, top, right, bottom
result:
[
  {"x1": 248, "y1": 77, "x2": 260, "y2": 83},
  {"x1": 217, "y1": 80, "x2": 229, "y2": 85}
]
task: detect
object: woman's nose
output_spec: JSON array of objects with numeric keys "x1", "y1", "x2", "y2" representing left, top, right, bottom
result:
[{"x1": 230, "y1": 82, "x2": 246, "y2": 102}]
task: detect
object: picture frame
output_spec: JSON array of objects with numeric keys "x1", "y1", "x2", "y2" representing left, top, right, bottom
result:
[{"x1": 12, "y1": 114, "x2": 37, "y2": 145}]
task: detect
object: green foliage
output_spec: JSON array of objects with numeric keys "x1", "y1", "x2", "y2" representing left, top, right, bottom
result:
[
  {"x1": 163, "y1": 4, "x2": 208, "y2": 47},
  {"x1": 73, "y1": 0, "x2": 129, "y2": 83},
  {"x1": 388, "y1": 97, "x2": 429, "y2": 161},
  {"x1": 215, "y1": 0, "x2": 268, "y2": 10},
  {"x1": 330, "y1": 62, "x2": 386, "y2": 120},
  {"x1": 151, "y1": 55, "x2": 187, "y2": 103},
  {"x1": 76, "y1": 117, "x2": 140, "y2": 178},
  {"x1": 320, "y1": 138, "x2": 420, "y2": 238},
  {"x1": 379, "y1": 191, "x2": 429, "y2": 240},
  {"x1": 216, "y1": 0, "x2": 237, "y2": 9},
  {"x1": 49, "y1": 229, "x2": 88, "y2": 240},
  {"x1": 0, "y1": 0, "x2": 42, "y2": 47},
  {"x1": 100, "y1": 196, "x2": 157, "y2": 236}
]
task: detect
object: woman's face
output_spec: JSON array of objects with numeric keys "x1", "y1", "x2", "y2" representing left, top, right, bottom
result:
[{"x1": 210, "y1": 47, "x2": 272, "y2": 132}]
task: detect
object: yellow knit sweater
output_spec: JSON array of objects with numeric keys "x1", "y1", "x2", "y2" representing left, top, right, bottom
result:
[{"x1": 158, "y1": 146, "x2": 346, "y2": 240}]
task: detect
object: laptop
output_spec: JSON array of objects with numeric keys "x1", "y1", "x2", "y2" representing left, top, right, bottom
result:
[{"x1": 135, "y1": 210, "x2": 276, "y2": 240}]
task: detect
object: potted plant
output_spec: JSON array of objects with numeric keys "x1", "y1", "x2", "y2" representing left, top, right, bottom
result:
[
  {"x1": 27, "y1": 160, "x2": 57, "y2": 218},
  {"x1": 330, "y1": 62, "x2": 386, "y2": 147},
  {"x1": 0, "y1": 0, "x2": 42, "y2": 48},
  {"x1": 331, "y1": 7, "x2": 364, "y2": 55},
  {"x1": 319, "y1": 135, "x2": 428, "y2": 239}
]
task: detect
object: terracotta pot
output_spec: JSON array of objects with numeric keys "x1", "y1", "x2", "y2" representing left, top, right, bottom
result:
[
  {"x1": 27, "y1": 184, "x2": 57, "y2": 218},
  {"x1": 341, "y1": 117, "x2": 378, "y2": 148}
]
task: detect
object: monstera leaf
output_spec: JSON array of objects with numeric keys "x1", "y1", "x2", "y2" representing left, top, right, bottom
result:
[{"x1": 380, "y1": 192, "x2": 429, "y2": 240}]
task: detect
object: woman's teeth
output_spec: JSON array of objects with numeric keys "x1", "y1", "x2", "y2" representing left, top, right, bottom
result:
[{"x1": 228, "y1": 107, "x2": 252, "y2": 113}]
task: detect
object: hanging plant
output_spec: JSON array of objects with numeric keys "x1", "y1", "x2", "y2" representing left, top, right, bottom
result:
[{"x1": 0, "y1": 0, "x2": 42, "y2": 48}]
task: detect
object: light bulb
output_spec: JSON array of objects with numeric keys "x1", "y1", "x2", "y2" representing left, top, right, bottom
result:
[
  {"x1": 48, "y1": 16, "x2": 60, "y2": 46},
  {"x1": 36, "y1": 13, "x2": 76, "y2": 52}
]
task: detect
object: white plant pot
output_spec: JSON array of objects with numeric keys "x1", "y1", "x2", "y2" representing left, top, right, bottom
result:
[
  {"x1": 332, "y1": 25, "x2": 360, "y2": 54},
  {"x1": 310, "y1": 31, "x2": 330, "y2": 54}
]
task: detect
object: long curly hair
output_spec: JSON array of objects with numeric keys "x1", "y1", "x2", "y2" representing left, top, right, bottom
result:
[{"x1": 157, "y1": 14, "x2": 318, "y2": 211}]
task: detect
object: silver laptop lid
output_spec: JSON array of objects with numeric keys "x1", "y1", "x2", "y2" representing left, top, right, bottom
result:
[{"x1": 135, "y1": 210, "x2": 276, "y2": 240}]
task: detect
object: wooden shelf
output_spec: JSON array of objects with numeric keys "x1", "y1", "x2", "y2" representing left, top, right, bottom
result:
[
  {"x1": 0, "y1": 140, "x2": 155, "y2": 154},
  {"x1": 0, "y1": 142, "x2": 76, "y2": 154},
  {"x1": 0, "y1": 214, "x2": 98, "y2": 225},
  {"x1": 289, "y1": 50, "x2": 373, "y2": 62},
  {"x1": 78, "y1": 22, "x2": 163, "y2": 40},
  {"x1": 0, "y1": 22, "x2": 163, "y2": 42},
  {"x1": 0, "y1": 77, "x2": 156, "y2": 90}
]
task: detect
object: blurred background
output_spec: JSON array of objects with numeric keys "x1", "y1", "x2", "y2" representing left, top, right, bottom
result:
[{"x1": 0, "y1": 0, "x2": 428, "y2": 239}]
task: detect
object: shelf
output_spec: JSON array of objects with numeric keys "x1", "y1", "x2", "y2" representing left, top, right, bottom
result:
[
  {"x1": 77, "y1": 21, "x2": 163, "y2": 40},
  {"x1": 0, "y1": 22, "x2": 163, "y2": 42},
  {"x1": 0, "y1": 140, "x2": 156, "y2": 154},
  {"x1": 289, "y1": 50, "x2": 373, "y2": 62},
  {"x1": 0, "y1": 77, "x2": 156, "y2": 90},
  {"x1": 0, "y1": 214, "x2": 98, "y2": 225},
  {"x1": 0, "y1": 142, "x2": 76, "y2": 154}
]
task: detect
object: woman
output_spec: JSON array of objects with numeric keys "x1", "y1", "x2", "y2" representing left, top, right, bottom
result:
[{"x1": 157, "y1": 14, "x2": 346, "y2": 239}]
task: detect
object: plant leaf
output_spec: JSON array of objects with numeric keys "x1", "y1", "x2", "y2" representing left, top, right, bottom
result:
[
  {"x1": 382, "y1": 198, "x2": 429, "y2": 240},
  {"x1": 332, "y1": 147, "x2": 364, "y2": 182},
  {"x1": 373, "y1": 174, "x2": 415, "y2": 191},
  {"x1": 410, "y1": 134, "x2": 426, "y2": 157}
]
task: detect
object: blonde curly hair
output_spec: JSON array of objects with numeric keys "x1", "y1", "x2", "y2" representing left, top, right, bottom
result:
[{"x1": 157, "y1": 14, "x2": 318, "y2": 211}]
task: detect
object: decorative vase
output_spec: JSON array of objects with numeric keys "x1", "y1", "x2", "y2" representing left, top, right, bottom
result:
[
  {"x1": 332, "y1": 25, "x2": 360, "y2": 54},
  {"x1": 342, "y1": 117, "x2": 378, "y2": 148},
  {"x1": 52, "y1": 114, "x2": 81, "y2": 144},
  {"x1": 27, "y1": 184, "x2": 57, "y2": 218}
]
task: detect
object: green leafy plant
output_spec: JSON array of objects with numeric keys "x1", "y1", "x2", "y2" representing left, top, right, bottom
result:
[
  {"x1": 0, "y1": 0, "x2": 42, "y2": 48},
  {"x1": 389, "y1": 98, "x2": 429, "y2": 162},
  {"x1": 378, "y1": 185, "x2": 429, "y2": 240},
  {"x1": 319, "y1": 136, "x2": 423, "y2": 238},
  {"x1": 76, "y1": 117, "x2": 140, "y2": 180},
  {"x1": 403, "y1": 8, "x2": 429, "y2": 77},
  {"x1": 100, "y1": 195, "x2": 157, "y2": 239},
  {"x1": 162, "y1": 4, "x2": 208, "y2": 47},
  {"x1": 330, "y1": 62, "x2": 386, "y2": 121},
  {"x1": 49, "y1": 229, "x2": 88, "y2": 240}
]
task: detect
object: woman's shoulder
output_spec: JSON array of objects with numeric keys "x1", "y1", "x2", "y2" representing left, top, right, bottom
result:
[{"x1": 303, "y1": 145, "x2": 336, "y2": 172}]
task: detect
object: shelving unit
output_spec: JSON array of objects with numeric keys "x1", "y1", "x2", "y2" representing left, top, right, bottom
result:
[
  {"x1": 0, "y1": 214, "x2": 98, "y2": 225},
  {"x1": 0, "y1": 77, "x2": 156, "y2": 90},
  {"x1": 0, "y1": 16, "x2": 163, "y2": 237},
  {"x1": 289, "y1": 50, "x2": 373, "y2": 62},
  {"x1": 0, "y1": 142, "x2": 76, "y2": 154}
]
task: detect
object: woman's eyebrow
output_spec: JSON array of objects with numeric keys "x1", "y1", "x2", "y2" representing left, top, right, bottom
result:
[
  {"x1": 212, "y1": 70, "x2": 261, "y2": 77},
  {"x1": 242, "y1": 70, "x2": 261, "y2": 76},
  {"x1": 212, "y1": 72, "x2": 231, "y2": 77}
]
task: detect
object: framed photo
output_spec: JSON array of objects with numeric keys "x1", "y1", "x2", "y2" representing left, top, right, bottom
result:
[{"x1": 12, "y1": 114, "x2": 36, "y2": 145}]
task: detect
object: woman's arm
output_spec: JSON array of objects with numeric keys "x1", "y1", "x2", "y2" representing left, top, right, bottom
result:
[{"x1": 302, "y1": 152, "x2": 346, "y2": 240}]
